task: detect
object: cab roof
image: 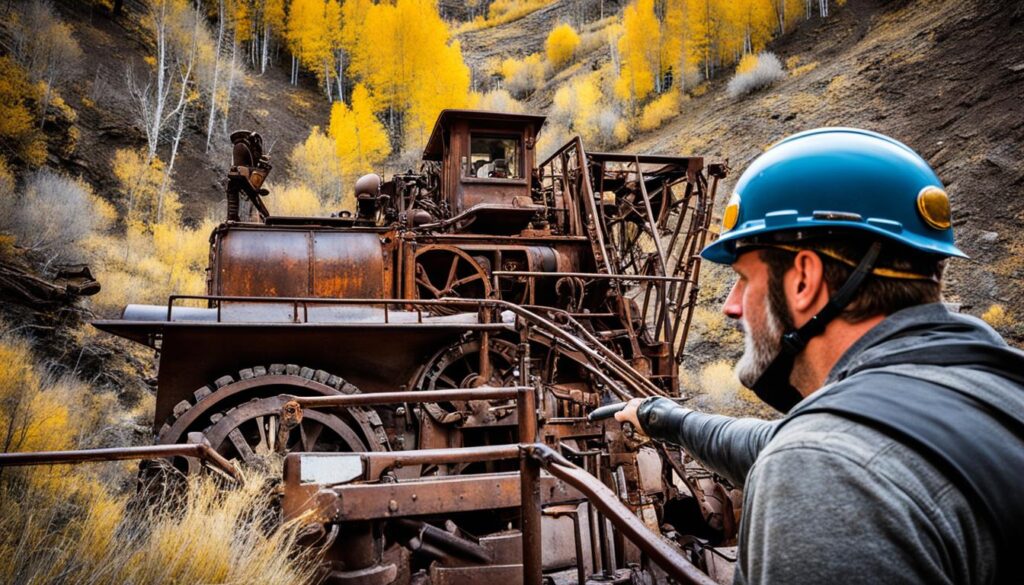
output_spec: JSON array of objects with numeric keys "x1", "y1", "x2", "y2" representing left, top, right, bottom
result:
[{"x1": 422, "y1": 109, "x2": 547, "y2": 161}]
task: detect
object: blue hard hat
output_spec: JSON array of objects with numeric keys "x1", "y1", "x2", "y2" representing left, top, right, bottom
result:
[{"x1": 700, "y1": 128, "x2": 968, "y2": 265}]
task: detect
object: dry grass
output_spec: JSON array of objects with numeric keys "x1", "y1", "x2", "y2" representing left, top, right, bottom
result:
[
  {"x1": 0, "y1": 330, "x2": 319, "y2": 585},
  {"x1": 0, "y1": 467, "x2": 319, "y2": 585},
  {"x1": 981, "y1": 304, "x2": 1013, "y2": 329},
  {"x1": 681, "y1": 360, "x2": 776, "y2": 419},
  {"x1": 454, "y1": 0, "x2": 555, "y2": 33}
]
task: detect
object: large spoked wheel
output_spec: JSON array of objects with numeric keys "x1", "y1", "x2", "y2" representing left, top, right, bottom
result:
[
  {"x1": 147, "y1": 364, "x2": 388, "y2": 481},
  {"x1": 411, "y1": 338, "x2": 518, "y2": 425},
  {"x1": 413, "y1": 245, "x2": 492, "y2": 314},
  {"x1": 203, "y1": 395, "x2": 373, "y2": 471}
]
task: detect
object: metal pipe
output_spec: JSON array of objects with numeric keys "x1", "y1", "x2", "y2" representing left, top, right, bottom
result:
[
  {"x1": 493, "y1": 271, "x2": 693, "y2": 284},
  {"x1": 391, "y1": 518, "x2": 492, "y2": 564},
  {"x1": 0, "y1": 442, "x2": 243, "y2": 482},
  {"x1": 523, "y1": 444, "x2": 716, "y2": 585},
  {"x1": 365, "y1": 444, "x2": 520, "y2": 469},
  {"x1": 287, "y1": 386, "x2": 527, "y2": 408},
  {"x1": 518, "y1": 340, "x2": 543, "y2": 585}
]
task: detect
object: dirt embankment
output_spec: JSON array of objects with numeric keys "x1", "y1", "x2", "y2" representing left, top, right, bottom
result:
[{"x1": 625, "y1": 0, "x2": 1024, "y2": 334}]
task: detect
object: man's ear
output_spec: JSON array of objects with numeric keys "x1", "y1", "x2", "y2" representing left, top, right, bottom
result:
[{"x1": 786, "y1": 250, "x2": 828, "y2": 316}]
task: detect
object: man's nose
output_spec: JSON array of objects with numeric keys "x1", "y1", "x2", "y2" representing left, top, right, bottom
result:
[{"x1": 723, "y1": 280, "x2": 743, "y2": 320}]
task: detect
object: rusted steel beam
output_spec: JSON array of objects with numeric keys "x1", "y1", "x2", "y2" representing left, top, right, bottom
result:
[
  {"x1": 0, "y1": 441, "x2": 243, "y2": 482},
  {"x1": 285, "y1": 471, "x2": 584, "y2": 521},
  {"x1": 518, "y1": 339, "x2": 543, "y2": 585},
  {"x1": 492, "y1": 270, "x2": 695, "y2": 284},
  {"x1": 285, "y1": 386, "x2": 528, "y2": 408},
  {"x1": 523, "y1": 443, "x2": 716, "y2": 585},
  {"x1": 362, "y1": 444, "x2": 521, "y2": 479}
]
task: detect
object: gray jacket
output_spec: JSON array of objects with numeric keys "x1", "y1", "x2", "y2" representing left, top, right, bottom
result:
[{"x1": 639, "y1": 304, "x2": 1023, "y2": 584}]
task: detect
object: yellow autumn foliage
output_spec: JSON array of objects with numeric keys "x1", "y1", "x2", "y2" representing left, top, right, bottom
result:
[
  {"x1": 289, "y1": 125, "x2": 344, "y2": 201},
  {"x1": 615, "y1": 0, "x2": 661, "y2": 104},
  {"x1": 328, "y1": 84, "x2": 391, "y2": 185},
  {"x1": 546, "y1": 23, "x2": 580, "y2": 70},
  {"x1": 84, "y1": 217, "x2": 214, "y2": 316},
  {"x1": 638, "y1": 90, "x2": 681, "y2": 131},
  {"x1": 348, "y1": 0, "x2": 471, "y2": 149},
  {"x1": 455, "y1": 0, "x2": 554, "y2": 33},
  {"x1": 271, "y1": 183, "x2": 331, "y2": 216},
  {"x1": 0, "y1": 330, "x2": 316, "y2": 583},
  {"x1": 499, "y1": 53, "x2": 546, "y2": 97},
  {"x1": 736, "y1": 53, "x2": 759, "y2": 74},
  {"x1": 552, "y1": 72, "x2": 628, "y2": 148},
  {"x1": 112, "y1": 148, "x2": 179, "y2": 226},
  {"x1": 982, "y1": 304, "x2": 1013, "y2": 330},
  {"x1": 0, "y1": 56, "x2": 46, "y2": 166}
]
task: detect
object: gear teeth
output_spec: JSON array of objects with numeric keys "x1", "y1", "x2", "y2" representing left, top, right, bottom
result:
[
  {"x1": 340, "y1": 383, "x2": 359, "y2": 394},
  {"x1": 159, "y1": 423, "x2": 171, "y2": 439},
  {"x1": 239, "y1": 368, "x2": 255, "y2": 380},
  {"x1": 194, "y1": 386, "x2": 212, "y2": 402},
  {"x1": 253, "y1": 366, "x2": 267, "y2": 376},
  {"x1": 299, "y1": 367, "x2": 315, "y2": 379},
  {"x1": 269, "y1": 363, "x2": 286, "y2": 375},
  {"x1": 173, "y1": 400, "x2": 192, "y2": 418},
  {"x1": 210, "y1": 413, "x2": 224, "y2": 423},
  {"x1": 326, "y1": 375, "x2": 341, "y2": 388},
  {"x1": 313, "y1": 369, "x2": 330, "y2": 384},
  {"x1": 285, "y1": 364, "x2": 300, "y2": 376},
  {"x1": 214, "y1": 375, "x2": 235, "y2": 388}
]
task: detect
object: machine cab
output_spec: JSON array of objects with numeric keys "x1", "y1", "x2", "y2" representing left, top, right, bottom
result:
[{"x1": 422, "y1": 110, "x2": 546, "y2": 234}]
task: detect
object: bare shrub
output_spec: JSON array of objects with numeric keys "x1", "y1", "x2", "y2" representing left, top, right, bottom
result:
[
  {"x1": 8, "y1": 169, "x2": 115, "y2": 267},
  {"x1": 499, "y1": 53, "x2": 546, "y2": 98},
  {"x1": 726, "y1": 52, "x2": 786, "y2": 98},
  {"x1": 477, "y1": 89, "x2": 524, "y2": 114}
]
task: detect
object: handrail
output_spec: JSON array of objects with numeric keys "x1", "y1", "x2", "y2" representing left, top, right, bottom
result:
[
  {"x1": 522, "y1": 443, "x2": 716, "y2": 585},
  {"x1": 492, "y1": 270, "x2": 693, "y2": 284},
  {"x1": 0, "y1": 435, "x2": 243, "y2": 482}
]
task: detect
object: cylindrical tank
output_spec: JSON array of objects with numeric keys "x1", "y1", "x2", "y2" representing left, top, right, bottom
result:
[{"x1": 211, "y1": 225, "x2": 387, "y2": 299}]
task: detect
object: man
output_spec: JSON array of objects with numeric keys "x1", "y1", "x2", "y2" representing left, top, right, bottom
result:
[{"x1": 614, "y1": 128, "x2": 1024, "y2": 584}]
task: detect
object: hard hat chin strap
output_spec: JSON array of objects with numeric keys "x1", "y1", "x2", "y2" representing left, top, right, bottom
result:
[{"x1": 751, "y1": 241, "x2": 883, "y2": 413}]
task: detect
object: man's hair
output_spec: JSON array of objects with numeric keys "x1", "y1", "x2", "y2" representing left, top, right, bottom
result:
[{"x1": 759, "y1": 236, "x2": 945, "y2": 324}]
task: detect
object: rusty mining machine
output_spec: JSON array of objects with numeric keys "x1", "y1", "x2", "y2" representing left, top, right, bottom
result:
[{"x1": 3, "y1": 110, "x2": 737, "y2": 584}]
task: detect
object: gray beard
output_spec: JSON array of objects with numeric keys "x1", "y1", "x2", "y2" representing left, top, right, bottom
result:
[{"x1": 735, "y1": 296, "x2": 786, "y2": 388}]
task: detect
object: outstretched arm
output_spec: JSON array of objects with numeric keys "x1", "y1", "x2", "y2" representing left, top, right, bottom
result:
[{"x1": 616, "y1": 397, "x2": 777, "y2": 486}]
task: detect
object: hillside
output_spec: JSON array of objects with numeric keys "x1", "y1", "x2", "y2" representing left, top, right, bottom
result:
[{"x1": 625, "y1": 0, "x2": 1024, "y2": 325}]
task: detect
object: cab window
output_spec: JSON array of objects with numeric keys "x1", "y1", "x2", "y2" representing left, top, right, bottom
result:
[{"x1": 467, "y1": 135, "x2": 521, "y2": 179}]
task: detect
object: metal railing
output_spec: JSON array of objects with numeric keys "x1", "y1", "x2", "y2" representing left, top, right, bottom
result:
[
  {"x1": 0, "y1": 433, "x2": 243, "y2": 482},
  {"x1": 289, "y1": 384, "x2": 714, "y2": 584}
]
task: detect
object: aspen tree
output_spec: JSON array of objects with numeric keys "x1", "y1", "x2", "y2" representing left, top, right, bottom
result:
[
  {"x1": 262, "y1": 0, "x2": 286, "y2": 73},
  {"x1": 289, "y1": 126, "x2": 344, "y2": 201},
  {"x1": 328, "y1": 83, "x2": 391, "y2": 181},
  {"x1": 9, "y1": 0, "x2": 81, "y2": 128},
  {"x1": 204, "y1": 0, "x2": 226, "y2": 151},
  {"x1": 350, "y1": 0, "x2": 470, "y2": 149},
  {"x1": 546, "y1": 23, "x2": 580, "y2": 70},
  {"x1": 0, "y1": 58, "x2": 46, "y2": 166},
  {"x1": 615, "y1": 0, "x2": 661, "y2": 106}
]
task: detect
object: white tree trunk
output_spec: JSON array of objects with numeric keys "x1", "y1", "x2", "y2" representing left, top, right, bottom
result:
[
  {"x1": 261, "y1": 24, "x2": 270, "y2": 74},
  {"x1": 222, "y1": 36, "x2": 239, "y2": 134},
  {"x1": 205, "y1": 0, "x2": 225, "y2": 152}
]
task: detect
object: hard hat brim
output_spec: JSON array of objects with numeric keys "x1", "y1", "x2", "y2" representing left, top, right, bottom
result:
[{"x1": 700, "y1": 218, "x2": 969, "y2": 265}]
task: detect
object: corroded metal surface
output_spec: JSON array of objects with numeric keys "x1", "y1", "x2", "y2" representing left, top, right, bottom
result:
[{"x1": 77, "y1": 110, "x2": 736, "y2": 583}]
